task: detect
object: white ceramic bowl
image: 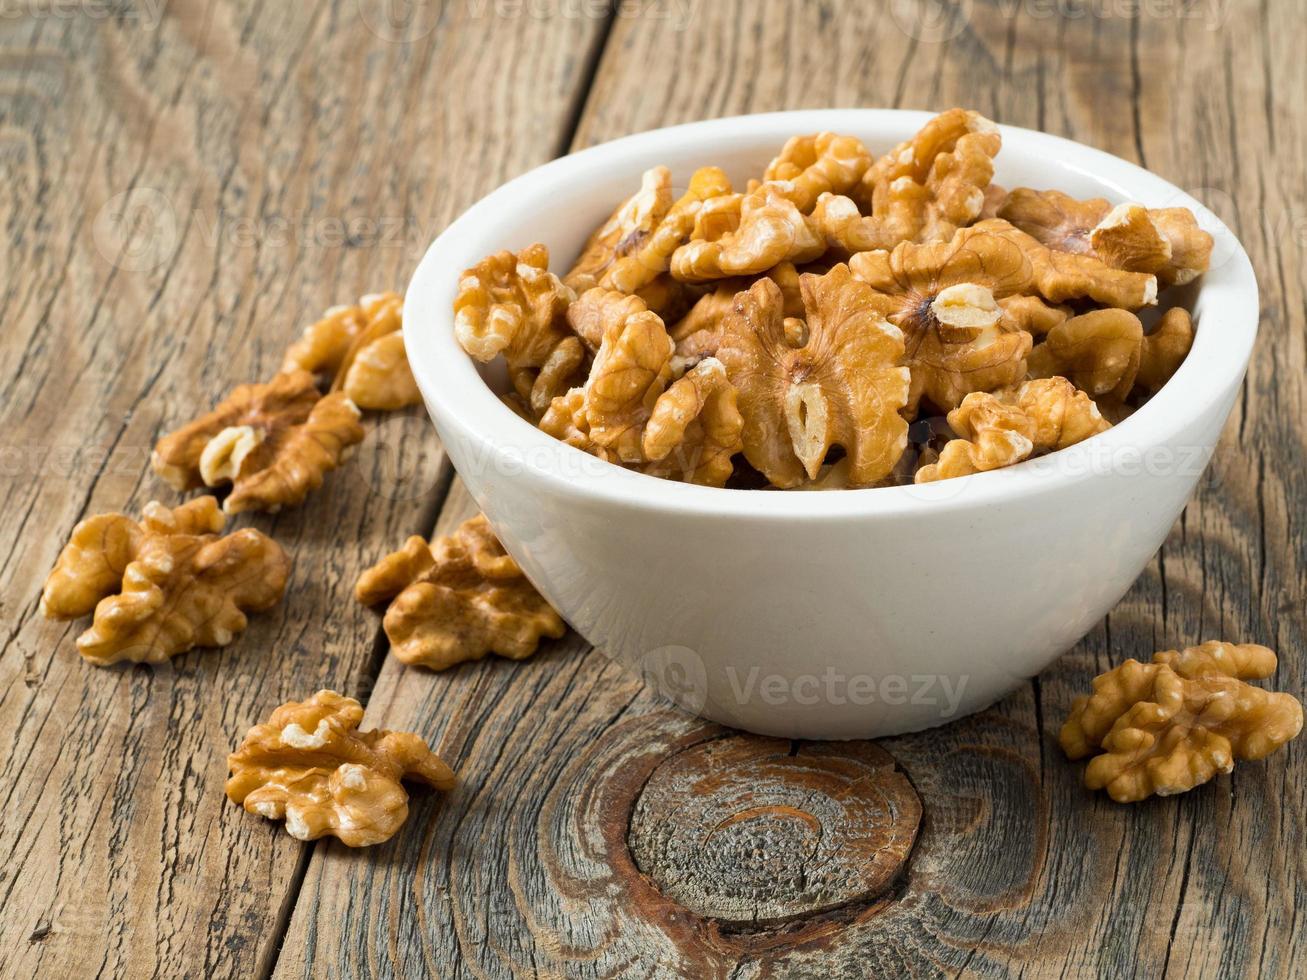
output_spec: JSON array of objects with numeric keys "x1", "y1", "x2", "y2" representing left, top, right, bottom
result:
[{"x1": 404, "y1": 110, "x2": 1257, "y2": 739}]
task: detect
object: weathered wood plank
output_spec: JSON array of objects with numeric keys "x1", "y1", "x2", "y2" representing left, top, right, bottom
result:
[
  {"x1": 0, "y1": 1, "x2": 607, "y2": 976},
  {"x1": 274, "y1": 0, "x2": 1306, "y2": 976}
]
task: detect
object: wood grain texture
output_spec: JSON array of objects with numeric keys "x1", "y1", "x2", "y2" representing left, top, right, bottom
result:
[
  {"x1": 4, "y1": 0, "x2": 1304, "y2": 977},
  {"x1": 274, "y1": 1, "x2": 1306, "y2": 978},
  {"x1": 0, "y1": 1, "x2": 606, "y2": 976}
]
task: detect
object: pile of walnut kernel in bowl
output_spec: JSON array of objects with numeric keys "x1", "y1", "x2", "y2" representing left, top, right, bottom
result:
[{"x1": 453, "y1": 108, "x2": 1215, "y2": 490}]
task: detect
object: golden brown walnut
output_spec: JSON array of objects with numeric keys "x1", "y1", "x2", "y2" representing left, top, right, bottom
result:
[
  {"x1": 1060, "y1": 642, "x2": 1303, "y2": 802},
  {"x1": 670, "y1": 282, "x2": 742, "y2": 346},
  {"x1": 334, "y1": 293, "x2": 421, "y2": 411},
  {"x1": 915, "y1": 377, "x2": 1109, "y2": 483},
  {"x1": 41, "y1": 497, "x2": 290, "y2": 665},
  {"x1": 840, "y1": 108, "x2": 1001, "y2": 247},
  {"x1": 539, "y1": 387, "x2": 606, "y2": 457},
  {"x1": 565, "y1": 166, "x2": 675, "y2": 291},
  {"x1": 715, "y1": 266, "x2": 910, "y2": 488},
  {"x1": 668, "y1": 265, "x2": 804, "y2": 374},
  {"x1": 641, "y1": 358, "x2": 744, "y2": 487},
  {"x1": 999, "y1": 188, "x2": 1213, "y2": 287},
  {"x1": 513, "y1": 335, "x2": 587, "y2": 418},
  {"x1": 356, "y1": 514, "x2": 565, "y2": 670},
  {"x1": 597, "y1": 167, "x2": 734, "y2": 293},
  {"x1": 152, "y1": 370, "x2": 365, "y2": 514},
  {"x1": 848, "y1": 229, "x2": 1036, "y2": 415},
  {"x1": 976, "y1": 219, "x2": 1159, "y2": 309},
  {"x1": 762, "y1": 132, "x2": 873, "y2": 213},
  {"x1": 454, "y1": 243, "x2": 575, "y2": 371},
  {"x1": 581, "y1": 296, "x2": 675, "y2": 462},
  {"x1": 1027, "y1": 307, "x2": 1194, "y2": 399},
  {"x1": 567, "y1": 287, "x2": 650, "y2": 352},
  {"x1": 282, "y1": 292, "x2": 418, "y2": 410},
  {"x1": 281, "y1": 303, "x2": 368, "y2": 383},
  {"x1": 226, "y1": 690, "x2": 456, "y2": 846},
  {"x1": 997, "y1": 294, "x2": 1070, "y2": 337},
  {"x1": 671, "y1": 184, "x2": 825, "y2": 282},
  {"x1": 1135, "y1": 308, "x2": 1195, "y2": 394},
  {"x1": 342, "y1": 332, "x2": 420, "y2": 411}
]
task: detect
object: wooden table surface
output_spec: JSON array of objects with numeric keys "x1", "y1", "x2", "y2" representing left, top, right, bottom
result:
[{"x1": 2, "y1": 1, "x2": 1303, "y2": 977}]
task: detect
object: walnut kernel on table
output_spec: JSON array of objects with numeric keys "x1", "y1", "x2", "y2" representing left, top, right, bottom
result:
[
  {"x1": 356, "y1": 514, "x2": 565, "y2": 671},
  {"x1": 151, "y1": 370, "x2": 365, "y2": 514},
  {"x1": 227, "y1": 690, "x2": 456, "y2": 847},
  {"x1": 41, "y1": 496, "x2": 290, "y2": 666},
  {"x1": 1061, "y1": 643, "x2": 1303, "y2": 802},
  {"x1": 281, "y1": 292, "x2": 420, "y2": 411}
]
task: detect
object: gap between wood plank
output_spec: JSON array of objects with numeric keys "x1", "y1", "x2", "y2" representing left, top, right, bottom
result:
[{"x1": 255, "y1": 8, "x2": 621, "y2": 976}]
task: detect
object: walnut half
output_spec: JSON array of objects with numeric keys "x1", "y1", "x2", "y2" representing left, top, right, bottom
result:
[
  {"x1": 226, "y1": 690, "x2": 456, "y2": 846},
  {"x1": 915, "y1": 377, "x2": 1109, "y2": 483},
  {"x1": 356, "y1": 514, "x2": 566, "y2": 671},
  {"x1": 1060, "y1": 642, "x2": 1303, "y2": 802},
  {"x1": 152, "y1": 370, "x2": 365, "y2": 514},
  {"x1": 716, "y1": 265, "x2": 910, "y2": 488},
  {"x1": 41, "y1": 497, "x2": 291, "y2": 665}
]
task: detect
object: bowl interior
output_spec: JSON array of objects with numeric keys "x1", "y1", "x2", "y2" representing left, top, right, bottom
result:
[{"x1": 405, "y1": 110, "x2": 1257, "y2": 517}]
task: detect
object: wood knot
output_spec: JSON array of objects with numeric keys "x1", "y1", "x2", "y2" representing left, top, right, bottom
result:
[{"x1": 627, "y1": 736, "x2": 921, "y2": 925}]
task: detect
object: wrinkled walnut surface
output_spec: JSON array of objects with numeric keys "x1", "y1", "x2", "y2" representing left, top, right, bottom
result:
[
  {"x1": 227, "y1": 690, "x2": 455, "y2": 846},
  {"x1": 456, "y1": 108, "x2": 1211, "y2": 492},
  {"x1": 283, "y1": 292, "x2": 418, "y2": 410},
  {"x1": 1061, "y1": 642, "x2": 1303, "y2": 802},
  {"x1": 356, "y1": 514, "x2": 565, "y2": 671},
  {"x1": 844, "y1": 108, "x2": 1001, "y2": 247},
  {"x1": 671, "y1": 184, "x2": 825, "y2": 282},
  {"x1": 455, "y1": 243, "x2": 575, "y2": 371},
  {"x1": 915, "y1": 377, "x2": 1109, "y2": 482},
  {"x1": 1027, "y1": 306, "x2": 1194, "y2": 399},
  {"x1": 849, "y1": 228, "x2": 1036, "y2": 415},
  {"x1": 565, "y1": 166, "x2": 675, "y2": 291},
  {"x1": 152, "y1": 370, "x2": 365, "y2": 514},
  {"x1": 335, "y1": 293, "x2": 421, "y2": 411},
  {"x1": 999, "y1": 188, "x2": 1213, "y2": 287},
  {"x1": 763, "y1": 132, "x2": 872, "y2": 213},
  {"x1": 641, "y1": 357, "x2": 744, "y2": 487},
  {"x1": 42, "y1": 497, "x2": 290, "y2": 665},
  {"x1": 716, "y1": 266, "x2": 909, "y2": 488}
]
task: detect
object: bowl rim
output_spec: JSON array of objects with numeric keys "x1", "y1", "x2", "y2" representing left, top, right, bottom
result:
[{"x1": 404, "y1": 108, "x2": 1258, "y2": 520}]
